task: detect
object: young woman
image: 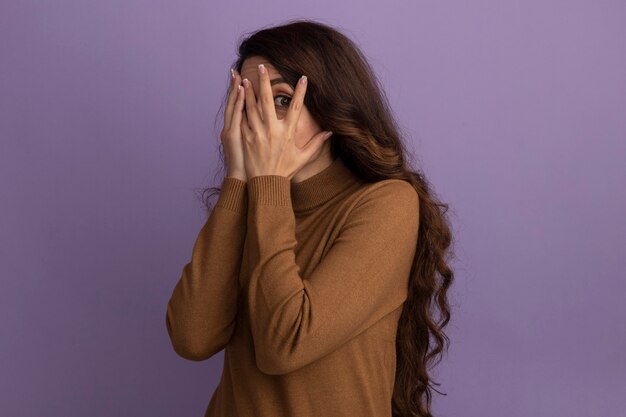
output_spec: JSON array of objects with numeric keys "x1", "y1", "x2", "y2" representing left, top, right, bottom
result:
[{"x1": 166, "y1": 19, "x2": 455, "y2": 417}]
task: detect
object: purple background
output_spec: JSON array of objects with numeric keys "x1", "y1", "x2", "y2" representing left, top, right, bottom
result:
[{"x1": 2, "y1": 1, "x2": 625, "y2": 416}]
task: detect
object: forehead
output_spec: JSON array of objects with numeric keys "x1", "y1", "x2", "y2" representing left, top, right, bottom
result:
[
  {"x1": 240, "y1": 56, "x2": 281, "y2": 77},
  {"x1": 239, "y1": 56, "x2": 292, "y2": 94}
]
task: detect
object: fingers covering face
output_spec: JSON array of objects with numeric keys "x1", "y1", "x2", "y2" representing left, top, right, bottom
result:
[
  {"x1": 256, "y1": 64, "x2": 277, "y2": 131},
  {"x1": 284, "y1": 75, "x2": 307, "y2": 137},
  {"x1": 242, "y1": 77, "x2": 263, "y2": 133},
  {"x1": 230, "y1": 84, "x2": 245, "y2": 135},
  {"x1": 224, "y1": 69, "x2": 241, "y2": 131},
  {"x1": 240, "y1": 66, "x2": 308, "y2": 139}
]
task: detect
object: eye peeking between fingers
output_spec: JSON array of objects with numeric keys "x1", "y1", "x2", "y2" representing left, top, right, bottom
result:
[{"x1": 274, "y1": 95, "x2": 292, "y2": 109}]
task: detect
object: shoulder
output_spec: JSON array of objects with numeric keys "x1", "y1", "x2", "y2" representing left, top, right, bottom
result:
[
  {"x1": 340, "y1": 179, "x2": 420, "y2": 235},
  {"x1": 353, "y1": 179, "x2": 419, "y2": 213},
  {"x1": 334, "y1": 179, "x2": 420, "y2": 247}
]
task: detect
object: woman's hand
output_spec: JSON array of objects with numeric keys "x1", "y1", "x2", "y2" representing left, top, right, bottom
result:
[
  {"x1": 240, "y1": 64, "x2": 333, "y2": 180},
  {"x1": 219, "y1": 68, "x2": 247, "y2": 182}
]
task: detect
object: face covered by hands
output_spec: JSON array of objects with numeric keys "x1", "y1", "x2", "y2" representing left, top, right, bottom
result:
[{"x1": 238, "y1": 57, "x2": 333, "y2": 181}]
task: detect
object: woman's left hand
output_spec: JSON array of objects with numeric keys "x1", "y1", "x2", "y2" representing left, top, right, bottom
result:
[{"x1": 240, "y1": 64, "x2": 333, "y2": 180}]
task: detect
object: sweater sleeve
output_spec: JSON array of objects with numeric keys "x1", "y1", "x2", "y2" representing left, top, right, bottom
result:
[
  {"x1": 165, "y1": 176, "x2": 247, "y2": 361},
  {"x1": 245, "y1": 175, "x2": 420, "y2": 375}
]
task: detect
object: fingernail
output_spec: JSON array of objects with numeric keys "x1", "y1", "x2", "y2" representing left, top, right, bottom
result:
[
  {"x1": 324, "y1": 131, "x2": 333, "y2": 139},
  {"x1": 230, "y1": 68, "x2": 235, "y2": 79},
  {"x1": 300, "y1": 75, "x2": 307, "y2": 85},
  {"x1": 243, "y1": 78, "x2": 249, "y2": 88},
  {"x1": 258, "y1": 64, "x2": 266, "y2": 74}
]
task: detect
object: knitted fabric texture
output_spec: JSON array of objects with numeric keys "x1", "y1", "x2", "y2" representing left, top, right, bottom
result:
[{"x1": 166, "y1": 156, "x2": 420, "y2": 417}]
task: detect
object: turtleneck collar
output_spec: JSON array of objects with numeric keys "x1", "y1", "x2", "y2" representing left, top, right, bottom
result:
[{"x1": 290, "y1": 156, "x2": 359, "y2": 213}]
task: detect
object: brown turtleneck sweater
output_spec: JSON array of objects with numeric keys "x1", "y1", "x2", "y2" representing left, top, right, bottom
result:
[{"x1": 165, "y1": 156, "x2": 420, "y2": 417}]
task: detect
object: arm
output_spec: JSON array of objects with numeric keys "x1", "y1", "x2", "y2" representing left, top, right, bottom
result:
[
  {"x1": 165, "y1": 176, "x2": 247, "y2": 361},
  {"x1": 245, "y1": 176, "x2": 420, "y2": 375}
]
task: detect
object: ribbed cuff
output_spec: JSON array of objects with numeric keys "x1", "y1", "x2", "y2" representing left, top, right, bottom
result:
[
  {"x1": 247, "y1": 175, "x2": 291, "y2": 206},
  {"x1": 215, "y1": 177, "x2": 247, "y2": 213}
]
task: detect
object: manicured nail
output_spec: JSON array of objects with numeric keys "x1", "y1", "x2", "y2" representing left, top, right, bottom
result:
[
  {"x1": 300, "y1": 75, "x2": 307, "y2": 84},
  {"x1": 230, "y1": 68, "x2": 235, "y2": 79},
  {"x1": 258, "y1": 64, "x2": 266, "y2": 74},
  {"x1": 243, "y1": 78, "x2": 249, "y2": 88}
]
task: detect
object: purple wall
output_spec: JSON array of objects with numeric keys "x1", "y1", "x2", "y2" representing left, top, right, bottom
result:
[{"x1": 2, "y1": 1, "x2": 624, "y2": 416}]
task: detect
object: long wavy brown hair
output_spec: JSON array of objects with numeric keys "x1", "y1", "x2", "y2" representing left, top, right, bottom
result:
[{"x1": 198, "y1": 19, "x2": 456, "y2": 417}]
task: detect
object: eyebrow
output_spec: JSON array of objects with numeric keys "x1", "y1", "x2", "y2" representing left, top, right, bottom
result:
[{"x1": 270, "y1": 77, "x2": 290, "y2": 87}]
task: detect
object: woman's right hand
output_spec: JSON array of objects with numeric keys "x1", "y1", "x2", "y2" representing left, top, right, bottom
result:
[{"x1": 220, "y1": 68, "x2": 247, "y2": 182}]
